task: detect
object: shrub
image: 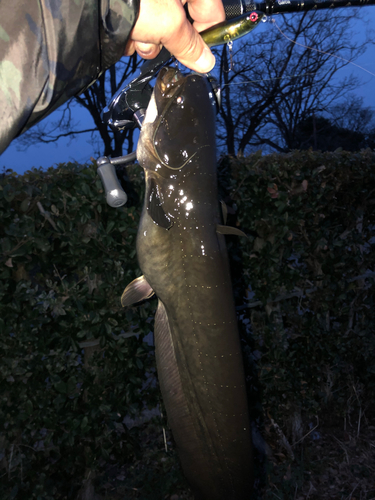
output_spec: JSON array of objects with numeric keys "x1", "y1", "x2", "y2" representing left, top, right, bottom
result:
[
  {"x1": 0, "y1": 162, "x2": 159, "y2": 499},
  {"x1": 226, "y1": 149, "x2": 375, "y2": 434},
  {"x1": 1, "y1": 150, "x2": 374, "y2": 497}
]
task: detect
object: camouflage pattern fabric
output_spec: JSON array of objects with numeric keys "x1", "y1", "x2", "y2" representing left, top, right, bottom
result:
[{"x1": 0, "y1": 0, "x2": 139, "y2": 154}]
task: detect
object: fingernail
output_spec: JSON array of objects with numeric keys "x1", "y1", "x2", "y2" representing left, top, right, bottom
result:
[{"x1": 194, "y1": 47, "x2": 216, "y2": 73}]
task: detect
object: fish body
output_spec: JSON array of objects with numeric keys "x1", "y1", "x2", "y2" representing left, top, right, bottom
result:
[{"x1": 122, "y1": 67, "x2": 253, "y2": 500}]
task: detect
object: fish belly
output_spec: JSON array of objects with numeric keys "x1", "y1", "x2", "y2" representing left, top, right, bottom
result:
[{"x1": 137, "y1": 208, "x2": 253, "y2": 500}]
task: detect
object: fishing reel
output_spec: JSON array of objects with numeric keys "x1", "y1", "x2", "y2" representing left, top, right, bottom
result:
[
  {"x1": 97, "y1": 52, "x2": 221, "y2": 208},
  {"x1": 97, "y1": 51, "x2": 169, "y2": 208},
  {"x1": 102, "y1": 57, "x2": 221, "y2": 132}
]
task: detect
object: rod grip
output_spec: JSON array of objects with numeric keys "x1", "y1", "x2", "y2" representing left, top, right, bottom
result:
[{"x1": 223, "y1": 0, "x2": 246, "y2": 18}]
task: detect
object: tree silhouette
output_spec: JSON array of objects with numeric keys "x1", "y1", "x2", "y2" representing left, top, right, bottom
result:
[
  {"x1": 294, "y1": 95, "x2": 375, "y2": 151},
  {"x1": 15, "y1": 54, "x2": 142, "y2": 158},
  {"x1": 215, "y1": 9, "x2": 371, "y2": 155},
  {"x1": 14, "y1": 10, "x2": 374, "y2": 158}
]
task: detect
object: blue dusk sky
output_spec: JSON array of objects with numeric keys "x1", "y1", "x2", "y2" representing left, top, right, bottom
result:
[{"x1": 1, "y1": 7, "x2": 375, "y2": 176}]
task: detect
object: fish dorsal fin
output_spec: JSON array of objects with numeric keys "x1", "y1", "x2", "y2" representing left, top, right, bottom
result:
[
  {"x1": 220, "y1": 200, "x2": 228, "y2": 225},
  {"x1": 147, "y1": 178, "x2": 173, "y2": 229},
  {"x1": 121, "y1": 275, "x2": 155, "y2": 307},
  {"x1": 216, "y1": 224, "x2": 248, "y2": 238}
]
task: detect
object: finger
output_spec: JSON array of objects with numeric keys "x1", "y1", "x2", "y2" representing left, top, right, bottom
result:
[
  {"x1": 134, "y1": 41, "x2": 162, "y2": 59},
  {"x1": 124, "y1": 40, "x2": 136, "y2": 57},
  {"x1": 164, "y1": 18, "x2": 215, "y2": 73},
  {"x1": 193, "y1": 20, "x2": 221, "y2": 32},
  {"x1": 187, "y1": 0, "x2": 225, "y2": 30}
]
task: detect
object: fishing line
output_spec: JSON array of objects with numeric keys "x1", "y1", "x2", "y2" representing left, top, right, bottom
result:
[
  {"x1": 220, "y1": 18, "x2": 374, "y2": 89},
  {"x1": 272, "y1": 18, "x2": 375, "y2": 78},
  {"x1": 221, "y1": 72, "x2": 317, "y2": 89}
]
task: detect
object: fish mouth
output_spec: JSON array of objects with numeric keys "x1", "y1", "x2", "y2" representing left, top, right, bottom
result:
[
  {"x1": 149, "y1": 66, "x2": 215, "y2": 171},
  {"x1": 157, "y1": 67, "x2": 184, "y2": 98}
]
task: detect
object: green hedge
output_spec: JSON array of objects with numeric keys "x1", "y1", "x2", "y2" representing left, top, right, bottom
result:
[
  {"x1": 0, "y1": 163, "x2": 159, "y2": 499},
  {"x1": 0, "y1": 150, "x2": 374, "y2": 498},
  {"x1": 225, "y1": 148, "x2": 375, "y2": 435}
]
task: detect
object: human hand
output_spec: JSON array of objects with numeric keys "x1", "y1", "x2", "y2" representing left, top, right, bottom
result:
[{"x1": 124, "y1": 0, "x2": 225, "y2": 73}]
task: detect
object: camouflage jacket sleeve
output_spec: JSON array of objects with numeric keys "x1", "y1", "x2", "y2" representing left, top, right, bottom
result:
[{"x1": 0, "y1": 0, "x2": 139, "y2": 155}]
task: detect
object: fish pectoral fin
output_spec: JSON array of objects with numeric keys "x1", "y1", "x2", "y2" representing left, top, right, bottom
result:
[
  {"x1": 121, "y1": 275, "x2": 155, "y2": 307},
  {"x1": 147, "y1": 178, "x2": 173, "y2": 229},
  {"x1": 216, "y1": 224, "x2": 248, "y2": 238}
]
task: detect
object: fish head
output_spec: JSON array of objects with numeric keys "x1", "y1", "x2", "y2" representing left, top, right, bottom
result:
[{"x1": 137, "y1": 67, "x2": 217, "y2": 176}]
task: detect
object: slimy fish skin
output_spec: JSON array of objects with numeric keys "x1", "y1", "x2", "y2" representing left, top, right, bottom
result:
[{"x1": 121, "y1": 67, "x2": 253, "y2": 500}]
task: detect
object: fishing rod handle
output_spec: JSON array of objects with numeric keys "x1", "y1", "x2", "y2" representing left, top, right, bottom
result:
[{"x1": 222, "y1": 0, "x2": 375, "y2": 19}]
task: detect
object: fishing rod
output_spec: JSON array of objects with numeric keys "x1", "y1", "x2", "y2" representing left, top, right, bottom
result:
[
  {"x1": 98, "y1": 0, "x2": 375, "y2": 207},
  {"x1": 201, "y1": 0, "x2": 375, "y2": 47},
  {"x1": 222, "y1": 0, "x2": 375, "y2": 19}
]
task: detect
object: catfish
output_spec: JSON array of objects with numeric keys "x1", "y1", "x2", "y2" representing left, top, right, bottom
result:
[{"x1": 122, "y1": 67, "x2": 253, "y2": 500}]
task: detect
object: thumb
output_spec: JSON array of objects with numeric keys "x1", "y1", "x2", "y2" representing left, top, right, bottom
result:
[{"x1": 164, "y1": 19, "x2": 215, "y2": 73}]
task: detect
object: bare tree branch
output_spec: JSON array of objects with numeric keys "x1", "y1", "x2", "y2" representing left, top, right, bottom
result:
[
  {"x1": 216, "y1": 8, "x2": 371, "y2": 156},
  {"x1": 16, "y1": 53, "x2": 141, "y2": 158}
]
